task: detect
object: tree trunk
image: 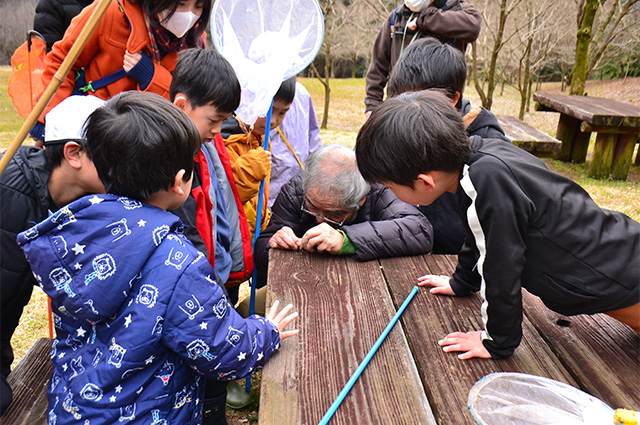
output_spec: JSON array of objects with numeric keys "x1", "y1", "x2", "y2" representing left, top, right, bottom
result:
[
  {"x1": 471, "y1": 42, "x2": 488, "y2": 108},
  {"x1": 526, "y1": 77, "x2": 533, "y2": 113},
  {"x1": 570, "y1": 0, "x2": 598, "y2": 95},
  {"x1": 321, "y1": 44, "x2": 332, "y2": 129},
  {"x1": 310, "y1": 61, "x2": 329, "y2": 129},
  {"x1": 483, "y1": 0, "x2": 509, "y2": 111},
  {"x1": 351, "y1": 53, "x2": 357, "y2": 78}
]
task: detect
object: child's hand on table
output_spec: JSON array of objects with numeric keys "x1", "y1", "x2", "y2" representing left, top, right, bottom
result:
[
  {"x1": 438, "y1": 331, "x2": 491, "y2": 360},
  {"x1": 417, "y1": 274, "x2": 456, "y2": 296},
  {"x1": 266, "y1": 300, "x2": 299, "y2": 340}
]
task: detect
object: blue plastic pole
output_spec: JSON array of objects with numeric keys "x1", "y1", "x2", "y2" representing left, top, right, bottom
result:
[
  {"x1": 317, "y1": 286, "x2": 420, "y2": 425},
  {"x1": 245, "y1": 98, "x2": 274, "y2": 393}
]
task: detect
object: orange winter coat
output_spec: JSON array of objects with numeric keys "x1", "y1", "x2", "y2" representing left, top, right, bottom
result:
[
  {"x1": 39, "y1": 0, "x2": 181, "y2": 122},
  {"x1": 224, "y1": 131, "x2": 271, "y2": 240}
]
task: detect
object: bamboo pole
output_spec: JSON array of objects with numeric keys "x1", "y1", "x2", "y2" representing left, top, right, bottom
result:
[{"x1": 0, "y1": 0, "x2": 112, "y2": 176}]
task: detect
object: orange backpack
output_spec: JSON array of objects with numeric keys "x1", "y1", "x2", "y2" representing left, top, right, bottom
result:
[{"x1": 7, "y1": 31, "x2": 47, "y2": 118}]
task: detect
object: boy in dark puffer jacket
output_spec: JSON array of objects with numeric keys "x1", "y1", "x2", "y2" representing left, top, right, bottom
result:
[
  {"x1": 0, "y1": 95, "x2": 105, "y2": 416},
  {"x1": 17, "y1": 91, "x2": 298, "y2": 424}
]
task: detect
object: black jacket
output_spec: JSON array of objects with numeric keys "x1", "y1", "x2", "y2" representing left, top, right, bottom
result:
[
  {"x1": 420, "y1": 101, "x2": 509, "y2": 254},
  {"x1": 452, "y1": 136, "x2": 640, "y2": 358},
  {"x1": 34, "y1": 0, "x2": 93, "y2": 51},
  {"x1": 0, "y1": 147, "x2": 55, "y2": 377},
  {"x1": 255, "y1": 174, "x2": 434, "y2": 273}
]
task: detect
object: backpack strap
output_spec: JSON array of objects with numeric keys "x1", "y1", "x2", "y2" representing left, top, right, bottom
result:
[
  {"x1": 76, "y1": 1, "x2": 132, "y2": 94},
  {"x1": 389, "y1": 5, "x2": 404, "y2": 38},
  {"x1": 77, "y1": 68, "x2": 127, "y2": 94}
]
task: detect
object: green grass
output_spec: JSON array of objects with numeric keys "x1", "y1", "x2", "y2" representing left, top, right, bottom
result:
[
  {"x1": 0, "y1": 67, "x2": 26, "y2": 147},
  {"x1": 2, "y1": 70, "x2": 639, "y2": 367}
]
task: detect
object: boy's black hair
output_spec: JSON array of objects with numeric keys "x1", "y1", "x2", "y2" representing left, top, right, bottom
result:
[
  {"x1": 274, "y1": 76, "x2": 297, "y2": 105},
  {"x1": 170, "y1": 48, "x2": 241, "y2": 114},
  {"x1": 44, "y1": 141, "x2": 90, "y2": 170},
  {"x1": 355, "y1": 90, "x2": 471, "y2": 187},
  {"x1": 133, "y1": 0, "x2": 211, "y2": 46},
  {"x1": 85, "y1": 91, "x2": 201, "y2": 202},
  {"x1": 387, "y1": 37, "x2": 466, "y2": 109}
]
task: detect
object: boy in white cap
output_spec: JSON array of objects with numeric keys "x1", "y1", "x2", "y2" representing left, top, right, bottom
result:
[{"x1": 0, "y1": 95, "x2": 105, "y2": 415}]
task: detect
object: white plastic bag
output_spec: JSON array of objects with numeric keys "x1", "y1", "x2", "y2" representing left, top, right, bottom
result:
[
  {"x1": 468, "y1": 373, "x2": 615, "y2": 425},
  {"x1": 210, "y1": 0, "x2": 324, "y2": 125}
]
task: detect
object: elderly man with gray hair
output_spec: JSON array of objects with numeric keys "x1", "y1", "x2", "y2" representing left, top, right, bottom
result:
[
  {"x1": 255, "y1": 144, "x2": 434, "y2": 272},
  {"x1": 237, "y1": 145, "x2": 433, "y2": 316}
]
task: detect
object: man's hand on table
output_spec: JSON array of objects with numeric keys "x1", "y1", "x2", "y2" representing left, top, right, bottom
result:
[
  {"x1": 417, "y1": 274, "x2": 456, "y2": 296},
  {"x1": 269, "y1": 226, "x2": 302, "y2": 250},
  {"x1": 438, "y1": 331, "x2": 491, "y2": 360},
  {"x1": 300, "y1": 223, "x2": 344, "y2": 255}
]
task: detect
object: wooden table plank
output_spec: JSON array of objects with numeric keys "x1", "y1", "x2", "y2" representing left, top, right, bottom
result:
[
  {"x1": 260, "y1": 250, "x2": 436, "y2": 425},
  {"x1": 533, "y1": 93, "x2": 640, "y2": 127},
  {"x1": 380, "y1": 255, "x2": 578, "y2": 425},
  {"x1": 522, "y1": 291, "x2": 640, "y2": 410}
]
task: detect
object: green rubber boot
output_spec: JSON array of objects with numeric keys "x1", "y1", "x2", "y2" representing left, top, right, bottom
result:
[{"x1": 225, "y1": 380, "x2": 252, "y2": 409}]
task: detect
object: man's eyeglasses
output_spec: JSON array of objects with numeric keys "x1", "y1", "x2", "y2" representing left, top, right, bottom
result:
[{"x1": 300, "y1": 197, "x2": 356, "y2": 228}]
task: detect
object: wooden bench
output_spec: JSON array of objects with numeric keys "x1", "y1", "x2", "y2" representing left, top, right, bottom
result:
[
  {"x1": 0, "y1": 338, "x2": 53, "y2": 425},
  {"x1": 497, "y1": 115, "x2": 562, "y2": 158}
]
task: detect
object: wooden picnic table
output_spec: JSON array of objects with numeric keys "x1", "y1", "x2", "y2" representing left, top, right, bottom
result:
[
  {"x1": 260, "y1": 249, "x2": 640, "y2": 425},
  {"x1": 533, "y1": 92, "x2": 640, "y2": 180}
]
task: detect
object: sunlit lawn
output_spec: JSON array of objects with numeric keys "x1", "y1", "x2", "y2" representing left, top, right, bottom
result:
[{"x1": 1, "y1": 69, "x2": 639, "y2": 366}]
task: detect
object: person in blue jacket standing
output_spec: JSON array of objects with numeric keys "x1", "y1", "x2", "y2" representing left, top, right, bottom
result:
[{"x1": 17, "y1": 91, "x2": 298, "y2": 424}]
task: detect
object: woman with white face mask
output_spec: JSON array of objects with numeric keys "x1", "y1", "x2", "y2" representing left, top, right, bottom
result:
[{"x1": 34, "y1": 0, "x2": 211, "y2": 141}]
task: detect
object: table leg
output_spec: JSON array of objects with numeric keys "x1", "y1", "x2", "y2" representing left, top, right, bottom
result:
[
  {"x1": 555, "y1": 114, "x2": 590, "y2": 163},
  {"x1": 588, "y1": 132, "x2": 637, "y2": 180},
  {"x1": 612, "y1": 134, "x2": 637, "y2": 180},
  {"x1": 589, "y1": 132, "x2": 616, "y2": 178}
]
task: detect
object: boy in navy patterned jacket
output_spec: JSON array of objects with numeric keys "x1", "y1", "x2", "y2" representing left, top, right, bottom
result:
[{"x1": 17, "y1": 91, "x2": 299, "y2": 424}]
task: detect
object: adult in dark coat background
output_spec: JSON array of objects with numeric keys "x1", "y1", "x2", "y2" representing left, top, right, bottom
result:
[
  {"x1": 364, "y1": 0, "x2": 482, "y2": 116},
  {"x1": 34, "y1": 0, "x2": 93, "y2": 51}
]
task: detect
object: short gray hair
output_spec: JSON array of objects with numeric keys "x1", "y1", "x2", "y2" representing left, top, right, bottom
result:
[{"x1": 302, "y1": 144, "x2": 371, "y2": 210}]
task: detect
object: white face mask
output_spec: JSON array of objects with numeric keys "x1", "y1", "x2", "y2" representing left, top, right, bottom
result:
[
  {"x1": 404, "y1": 0, "x2": 431, "y2": 12},
  {"x1": 159, "y1": 9, "x2": 201, "y2": 39}
]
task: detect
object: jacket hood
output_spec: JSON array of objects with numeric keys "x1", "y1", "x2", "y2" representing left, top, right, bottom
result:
[
  {"x1": 17, "y1": 194, "x2": 184, "y2": 323},
  {"x1": 9, "y1": 146, "x2": 52, "y2": 216}
]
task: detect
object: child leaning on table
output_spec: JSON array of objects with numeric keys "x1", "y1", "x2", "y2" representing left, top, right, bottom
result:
[
  {"x1": 17, "y1": 91, "x2": 298, "y2": 425},
  {"x1": 355, "y1": 90, "x2": 640, "y2": 360}
]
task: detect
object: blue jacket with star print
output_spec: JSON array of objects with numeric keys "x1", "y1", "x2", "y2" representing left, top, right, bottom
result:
[{"x1": 17, "y1": 194, "x2": 281, "y2": 424}]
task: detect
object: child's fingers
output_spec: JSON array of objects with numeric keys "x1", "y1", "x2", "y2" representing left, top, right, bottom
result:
[
  {"x1": 266, "y1": 300, "x2": 280, "y2": 321},
  {"x1": 279, "y1": 329, "x2": 300, "y2": 340},
  {"x1": 277, "y1": 311, "x2": 299, "y2": 331},
  {"x1": 457, "y1": 351, "x2": 476, "y2": 360},
  {"x1": 430, "y1": 285, "x2": 456, "y2": 296},
  {"x1": 273, "y1": 303, "x2": 295, "y2": 324},
  {"x1": 418, "y1": 274, "x2": 449, "y2": 285},
  {"x1": 437, "y1": 331, "x2": 490, "y2": 359}
]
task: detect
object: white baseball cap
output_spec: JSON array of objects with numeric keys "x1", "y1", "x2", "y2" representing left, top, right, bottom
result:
[{"x1": 44, "y1": 95, "x2": 106, "y2": 146}]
